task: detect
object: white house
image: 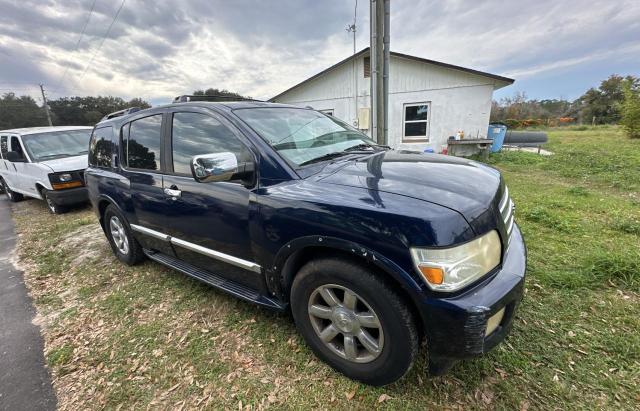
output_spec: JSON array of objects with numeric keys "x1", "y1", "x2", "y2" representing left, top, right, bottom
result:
[{"x1": 270, "y1": 48, "x2": 514, "y2": 152}]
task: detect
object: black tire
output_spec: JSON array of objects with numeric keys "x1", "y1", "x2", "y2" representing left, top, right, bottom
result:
[
  {"x1": 290, "y1": 257, "x2": 419, "y2": 386},
  {"x1": 0, "y1": 178, "x2": 23, "y2": 202},
  {"x1": 41, "y1": 189, "x2": 67, "y2": 214},
  {"x1": 104, "y1": 205, "x2": 145, "y2": 265}
]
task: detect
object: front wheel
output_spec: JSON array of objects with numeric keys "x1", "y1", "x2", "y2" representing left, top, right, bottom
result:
[
  {"x1": 291, "y1": 258, "x2": 419, "y2": 386},
  {"x1": 42, "y1": 189, "x2": 66, "y2": 214}
]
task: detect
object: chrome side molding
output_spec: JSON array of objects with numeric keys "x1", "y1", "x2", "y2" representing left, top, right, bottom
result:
[
  {"x1": 131, "y1": 224, "x2": 171, "y2": 241},
  {"x1": 130, "y1": 224, "x2": 261, "y2": 273}
]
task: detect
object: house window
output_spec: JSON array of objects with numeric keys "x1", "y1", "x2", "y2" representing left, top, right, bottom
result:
[
  {"x1": 403, "y1": 103, "x2": 430, "y2": 142},
  {"x1": 363, "y1": 56, "x2": 370, "y2": 78}
]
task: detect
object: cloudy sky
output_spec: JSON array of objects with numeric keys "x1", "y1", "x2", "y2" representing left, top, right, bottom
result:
[{"x1": 0, "y1": 0, "x2": 638, "y2": 105}]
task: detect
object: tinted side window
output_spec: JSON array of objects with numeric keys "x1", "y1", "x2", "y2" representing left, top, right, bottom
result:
[
  {"x1": 171, "y1": 112, "x2": 252, "y2": 175},
  {"x1": 126, "y1": 115, "x2": 162, "y2": 171},
  {"x1": 0, "y1": 136, "x2": 7, "y2": 158},
  {"x1": 88, "y1": 127, "x2": 116, "y2": 168}
]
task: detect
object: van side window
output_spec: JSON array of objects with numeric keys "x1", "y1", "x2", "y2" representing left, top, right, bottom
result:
[
  {"x1": 171, "y1": 112, "x2": 252, "y2": 175},
  {"x1": 10, "y1": 136, "x2": 24, "y2": 157},
  {"x1": 126, "y1": 115, "x2": 162, "y2": 171},
  {"x1": 0, "y1": 136, "x2": 7, "y2": 158},
  {"x1": 88, "y1": 126, "x2": 116, "y2": 168}
]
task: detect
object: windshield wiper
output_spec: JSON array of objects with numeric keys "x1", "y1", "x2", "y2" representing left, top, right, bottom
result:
[
  {"x1": 298, "y1": 152, "x2": 353, "y2": 166},
  {"x1": 38, "y1": 153, "x2": 82, "y2": 160},
  {"x1": 343, "y1": 143, "x2": 391, "y2": 152}
]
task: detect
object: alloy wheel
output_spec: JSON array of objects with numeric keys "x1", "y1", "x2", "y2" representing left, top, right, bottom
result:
[
  {"x1": 109, "y1": 216, "x2": 130, "y2": 255},
  {"x1": 308, "y1": 284, "x2": 384, "y2": 363}
]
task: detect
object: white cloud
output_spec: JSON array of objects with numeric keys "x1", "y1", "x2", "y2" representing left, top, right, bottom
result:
[{"x1": 0, "y1": 0, "x2": 638, "y2": 103}]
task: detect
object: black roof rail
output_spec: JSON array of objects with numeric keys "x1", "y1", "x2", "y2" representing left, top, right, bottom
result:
[
  {"x1": 100, "y1": 107, "x2": 143, "y2": 121},
  {"x1": 172, "y1": 94, "x2": 261, "y2": 103}
]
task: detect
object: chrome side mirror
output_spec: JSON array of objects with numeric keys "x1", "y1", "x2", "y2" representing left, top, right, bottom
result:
[{"x1": 190, "y1": 152, "x2": 239, "y2": 183}]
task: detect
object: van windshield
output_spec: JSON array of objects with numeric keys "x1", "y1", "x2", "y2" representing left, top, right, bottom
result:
[
  {"x1": 21, "y1": 129, "x2": 92, "y2": 162},
  {"x1": 234, "y1": 107, "x2": 381, "y2": 167}
]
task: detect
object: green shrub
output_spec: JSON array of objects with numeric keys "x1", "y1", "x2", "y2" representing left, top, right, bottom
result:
[
  {"x1": 585, "y1": 250, "x2": 640, "y2": 290},
  {"x1": 620, "y1": 81, "x2": 640, "y2": 138},
  {"x1": 613, "y1": 218, "x2": 640, "y2": 235},
  {"x1": 48, "y1": 343, "x2": 74, "y2": 366},
  {"x1": 567, "y1": 186, "x2": 589, "y2": 196}
]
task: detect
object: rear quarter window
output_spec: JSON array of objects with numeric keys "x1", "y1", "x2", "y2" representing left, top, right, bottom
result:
[{"x1": 88, "y1": 126, "x2": 116, "y2": 168}]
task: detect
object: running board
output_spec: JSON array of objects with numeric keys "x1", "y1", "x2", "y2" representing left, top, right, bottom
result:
[{"x1": 144, "y1": 250, "x2": 286, "y2": 311}]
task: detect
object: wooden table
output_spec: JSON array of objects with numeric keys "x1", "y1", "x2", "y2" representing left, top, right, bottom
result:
[{"x1": 447, "y1": 139, "x2": 493, "y2": 160}]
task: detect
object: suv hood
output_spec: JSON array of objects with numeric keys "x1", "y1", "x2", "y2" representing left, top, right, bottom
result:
[
  {"x1": 39, "y1": 155, "x2": 88, "y2": 173},
  {"x1": 316, "y1": 151, "x2": 501, "y2": 222}
]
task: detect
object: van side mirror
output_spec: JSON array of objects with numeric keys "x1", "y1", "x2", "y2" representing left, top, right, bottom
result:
[
  {"x1": 191, "y1": 152, "x2": 254, "y2": 184},
  {"x1": 6, "y1": 151, "x2": 25, "y2": 162}
]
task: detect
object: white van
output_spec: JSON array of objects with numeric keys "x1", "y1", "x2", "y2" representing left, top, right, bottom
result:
[{"x1": 0, "y1": 126, "x2": 93, "y2": 213}]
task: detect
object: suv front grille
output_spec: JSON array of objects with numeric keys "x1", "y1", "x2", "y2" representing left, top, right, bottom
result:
[{"x1": 499, "y1": 186, "x2": 515, "y2": 241}]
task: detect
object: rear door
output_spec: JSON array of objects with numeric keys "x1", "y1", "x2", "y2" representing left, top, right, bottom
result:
[
  {"x1": 119, "y1": 112, "x2": 175, "y2": 256},
  {"x1": 161, "y1": 108, "x2": 261, "y2": 289}
]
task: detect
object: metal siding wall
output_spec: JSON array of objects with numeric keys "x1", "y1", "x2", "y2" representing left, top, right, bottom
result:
[{"x1": 273, "y1": 55, "x2": 498, "y2": 149}]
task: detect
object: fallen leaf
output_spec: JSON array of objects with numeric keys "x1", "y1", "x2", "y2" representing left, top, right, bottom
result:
[
  {"x1": 378, "y1": 394, "x2": 391, "y2": 403},
  {"x1": 345, "y1": 390, "x2": 356, "y2": 400}
]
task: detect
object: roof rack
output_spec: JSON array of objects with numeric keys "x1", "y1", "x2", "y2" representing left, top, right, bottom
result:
[
  {"x1": 172, "y1": 94, "x2": 260, "y2": 103},
  {"x1": 100, "y1": 107, "x2": 142, "y2": 121}
]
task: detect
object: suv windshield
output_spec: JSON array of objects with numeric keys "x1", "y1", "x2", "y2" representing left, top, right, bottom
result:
[
  {"x1": 235, "y1": 108, "x2": 379, "y2": 166},
  {"x1": 21, "y1": 129, "x2": 92, "y2": 162}
]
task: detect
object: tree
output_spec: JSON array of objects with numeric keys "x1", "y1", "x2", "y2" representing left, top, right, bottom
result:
[
  {"x1": 577, "y1": 75, "x2": 639, "y2": 124},
  {"x1": 0, "y1": 93, "x2": 49, "y2": 129},
  {"x1": 48, "y1": 96, "x2": 151, "y2": 126},
  {"x1": 191, "y1": 88, "x2": 249, "y2": 101},
  {"x1": 620, "y1": 80, "x2": 640, "y2": 139}
]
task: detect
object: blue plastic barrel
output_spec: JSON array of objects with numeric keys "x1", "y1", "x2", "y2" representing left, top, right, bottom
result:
[{"x1": 488, "y1": 123, "x2": 507, "y2": 152}]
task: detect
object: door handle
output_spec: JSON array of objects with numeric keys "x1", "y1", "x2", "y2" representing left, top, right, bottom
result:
[{"x1": 164, "y1": 188, "x2": 181, "y2": 198}]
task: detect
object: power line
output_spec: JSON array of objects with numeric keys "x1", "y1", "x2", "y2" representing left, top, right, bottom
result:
[
  {"x1": 53, "y1": 0, "x2": 97, "y2": 94},
  {"x1": 76, "y1": 0, "x2": 127, "y2": 84}
]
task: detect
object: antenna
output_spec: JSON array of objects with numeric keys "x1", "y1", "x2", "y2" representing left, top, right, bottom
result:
[{"x1": 346, "y1": 0, "x2": 357, "y2": 54}]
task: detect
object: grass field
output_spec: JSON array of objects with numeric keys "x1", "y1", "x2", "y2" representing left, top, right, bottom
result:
[{"x1": 12, "y1": 125, "x2": 640, "y2": 409}]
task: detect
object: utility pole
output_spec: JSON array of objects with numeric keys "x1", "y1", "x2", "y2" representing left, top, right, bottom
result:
[
  {"x1": 382, "y1": 0, "x2": 390, "y2": 145},
  {"x1": 370, "y1": 0, "x2": 388, "y2": 145},
  {"x1": 39, "y1": 84, "x2": 53, "y2": 126}
]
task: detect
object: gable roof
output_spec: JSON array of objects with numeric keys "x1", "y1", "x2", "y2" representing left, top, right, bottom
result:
[{"x1": 269, "y1": 47, "x2": 515, "y2": 101}]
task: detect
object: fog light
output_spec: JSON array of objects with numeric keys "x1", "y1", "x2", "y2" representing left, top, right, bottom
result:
[{"x1": 485, "y1": 307, "x2": 505, "y2": 336}]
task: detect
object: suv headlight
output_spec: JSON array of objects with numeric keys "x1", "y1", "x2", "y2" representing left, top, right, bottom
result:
[{"x1": 410, "y1": 230, "x2": 501, "y2": 292}]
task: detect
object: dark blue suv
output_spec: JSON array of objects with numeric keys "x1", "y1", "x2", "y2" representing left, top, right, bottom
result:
[{"x1": 86, "y1": 100, "x2": 526, "y2": 386}]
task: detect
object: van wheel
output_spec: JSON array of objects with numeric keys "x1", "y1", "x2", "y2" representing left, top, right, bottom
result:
[
  {"x1": 0, "y1": 178, "x2": 23, "y2": 202},
  {"x1": 290, "y1": 257, "x2": 419, "y2": 386},
  {"x1": 42, "y1": 189, "x2": 66, "y2": 214},
  {"x1": 104, "y1": 205, "x2": 145, "y2": 265}
]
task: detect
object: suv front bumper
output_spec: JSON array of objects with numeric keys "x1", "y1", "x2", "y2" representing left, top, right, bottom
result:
[
  {"x1": 45, "y1": 187, "x2": 89, "y2": 206},
  {"x1": 421, "y1": 224, "x2": 526, "y2": 373}
]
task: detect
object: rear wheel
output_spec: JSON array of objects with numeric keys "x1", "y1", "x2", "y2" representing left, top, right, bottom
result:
[
  {"x1": 0, "y1": 178, "x2": 23, "y2": 202},
  {"x1": 42, "y1": 189, "x2": 66, "y2": 214},
  {"x1": 291, "y1": 257, "x2": 419, "y2": 386},
  {"x1": 104, "y1": 205, "x2": 145, "y2": 265}
]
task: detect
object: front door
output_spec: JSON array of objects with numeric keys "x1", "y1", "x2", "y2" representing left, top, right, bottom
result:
[
  {"x1": 161, "y1": 109, "x2": 261, "y2": 289},
  {"x1": 8, "y1": 136, "x2": 29, "y2": 193},
  {"x1": 120, "y1": 112, "x2": 175, "y2": 256}
]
